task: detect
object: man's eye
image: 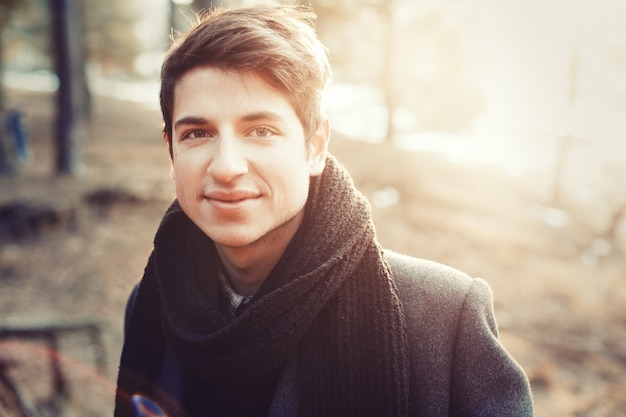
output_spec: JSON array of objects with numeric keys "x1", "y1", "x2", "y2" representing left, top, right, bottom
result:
[
  {"x1": 251, "y1": 127, "x2": 274, "y2": 138},
  {"x1": 182, "y1": 130, "x2": 211, "y2": 140}
]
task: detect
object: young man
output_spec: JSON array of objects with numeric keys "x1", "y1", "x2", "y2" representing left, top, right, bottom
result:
[{"x1": 115, "y1": 4, "x2": 534, "y2": 417}]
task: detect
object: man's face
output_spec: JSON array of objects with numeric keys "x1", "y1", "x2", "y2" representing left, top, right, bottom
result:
[{"x1": 169, "y1": 66, "x2": 328, "y2": 250}]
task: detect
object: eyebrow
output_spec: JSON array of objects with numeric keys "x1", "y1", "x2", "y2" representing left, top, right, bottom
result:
[
  {"x1": 240, "y1": 111, "x2": 284, "y2": 123},
  {"x1": 173, "y1": 116, "x2": 209, "y2": 131},
  {"x1": 173, "y1": 112, "x2": 284, "y2": 131}
]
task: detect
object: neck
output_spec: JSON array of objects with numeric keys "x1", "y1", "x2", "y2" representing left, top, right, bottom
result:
[{"x1": 214, "y1": 209, "x2": 304, "y2": 296}]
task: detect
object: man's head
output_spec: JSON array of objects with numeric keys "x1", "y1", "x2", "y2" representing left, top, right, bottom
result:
[
  {"x1": 160, "y1": 4, "x2": 332, "y2": 155},
  {"x1": 163, "y1": 4, "x2": 332, "y2": 255}
]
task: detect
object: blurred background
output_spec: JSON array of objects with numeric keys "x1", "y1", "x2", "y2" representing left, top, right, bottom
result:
[{"x1": 0, "y1": 0, "x2": 625, "y2": 416}]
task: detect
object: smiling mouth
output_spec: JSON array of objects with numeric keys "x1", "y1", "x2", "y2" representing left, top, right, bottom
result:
[
  {"x1": 211, "y1": 197, "x2": 250, "y2": 204},
  {"x1": 204, "y1": 191, "x2": 259, "y2": 206}
]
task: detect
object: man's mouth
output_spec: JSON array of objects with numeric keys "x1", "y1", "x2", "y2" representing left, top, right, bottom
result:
[{"x1": 204, "y1": 190, "x2": 260, "y2": 204}]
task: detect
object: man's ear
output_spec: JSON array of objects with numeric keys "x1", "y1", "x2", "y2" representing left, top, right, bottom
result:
[{"x1": 308, "y1": 117, "x2": 330, "y2": 176}]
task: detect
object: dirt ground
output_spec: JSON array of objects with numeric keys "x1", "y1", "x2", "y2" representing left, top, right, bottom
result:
[{"x1": 0, "y1": 89, "x2": 625, "y2": 416}]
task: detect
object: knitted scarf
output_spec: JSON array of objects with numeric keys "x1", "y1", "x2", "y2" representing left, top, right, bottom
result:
[{"x1": 115, "y1": 155, "x2": 409, "y2": 416}]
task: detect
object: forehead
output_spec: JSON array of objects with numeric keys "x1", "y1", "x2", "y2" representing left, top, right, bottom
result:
[{"x1": 173, "y1": 66, "x2": 292, "y2": 114}]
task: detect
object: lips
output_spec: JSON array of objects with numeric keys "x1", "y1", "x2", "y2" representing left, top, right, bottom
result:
[{"x1": 204, "y1": 190, "x2": 260, "y2": 204}]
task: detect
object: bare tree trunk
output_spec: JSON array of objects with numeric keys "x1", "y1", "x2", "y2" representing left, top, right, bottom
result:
[
  {"x1": 50, "y1": 0, "x2": 87, "y2": 175},
  {"x1": 0, "y1": 27, "x2": 4, "y2": 113},
  {"x1": 0, "y1": 0, "x2": 21, "y2": 174},
  {"x1": 0, "y1": 0, "x2": 24, "y2": 113},
  {"x1": 0, "y1": 33, "x2": 7, "y2": 174}
]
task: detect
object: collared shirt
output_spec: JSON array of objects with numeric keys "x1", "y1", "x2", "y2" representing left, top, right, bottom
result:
[{"x1": 216, "y1": 258, "x2": 254, "y2": 316}]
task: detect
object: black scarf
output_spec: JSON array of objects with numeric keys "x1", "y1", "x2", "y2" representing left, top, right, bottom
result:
[{"x1": 115, "y1": 155, "x2": 409, "y2": 416}]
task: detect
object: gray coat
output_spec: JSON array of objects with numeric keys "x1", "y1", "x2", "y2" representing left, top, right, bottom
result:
[
  {"x1": 129, "y1": 251, "x2": 535, "y2": 416},
  {"x1": 268, "y1": 251, "x2": 534, "y2": 416}
]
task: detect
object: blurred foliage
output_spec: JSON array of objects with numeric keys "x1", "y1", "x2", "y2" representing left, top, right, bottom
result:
[
  {"x1": 390, "y1": 10, "x2": 486, "y2": 132},
  {"x1": 83, "y1": 0, "x2": 143, "y2": 76},
  {"x1": 312, "y1": 0, "x2": 388, "y2": 84},
  {"x1": 192, "y1": 0, "x2": 216, "y2": 11},
  {"x1": 311, "y1": 0, "x2": 485, "y2": 133},
  {"x1": 3, "y1": 0, "x2": 142, "y2": 76},
  {"x1": 0, "y1": 0, "x2": 26, "y2": 29},
  {"x1": 1, "y1": 0, "x2": 486, "y2": 133}
]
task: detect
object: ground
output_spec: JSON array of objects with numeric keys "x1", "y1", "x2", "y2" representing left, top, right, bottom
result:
[{"x1": 0, "y1": 90, "x2": 625, "y2": 416}]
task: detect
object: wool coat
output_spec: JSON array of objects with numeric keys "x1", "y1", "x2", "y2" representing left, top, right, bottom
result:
[{"x1": 122, "y1": 250, "x2": 534, "y2": 416}]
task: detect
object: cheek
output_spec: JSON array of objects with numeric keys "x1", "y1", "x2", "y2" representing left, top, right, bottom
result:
[
  {"x1": 172, "y1": 157, "x2": 200, "y2": 192},
  {"x1": 282, "y1": 165, "x2": 312, "y2": 204},
  {"x1": 173, "y1": 150, "x2": 203, "y2": 174}
]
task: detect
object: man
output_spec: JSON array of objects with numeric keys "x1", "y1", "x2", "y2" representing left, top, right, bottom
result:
[{"x1": 115, "y1": 4, "x2": 534, "y2": 417}]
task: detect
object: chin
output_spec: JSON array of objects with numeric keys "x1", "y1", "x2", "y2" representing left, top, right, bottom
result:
[{"x1": 208, "y1": 230, "x2": 261, "y2": 249}]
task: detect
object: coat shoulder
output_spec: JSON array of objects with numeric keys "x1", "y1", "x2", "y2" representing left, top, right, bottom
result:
[
  {"x1": 383, "y1": 250, "x2": 496, "y2": 331},
  {"x1": 384, "y1": 250, "x2": 477, "y2": 309}
]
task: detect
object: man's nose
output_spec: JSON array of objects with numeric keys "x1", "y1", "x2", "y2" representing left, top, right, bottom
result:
[{"x1": 206, "y1": 135, "x2": 248, "y2": 182}]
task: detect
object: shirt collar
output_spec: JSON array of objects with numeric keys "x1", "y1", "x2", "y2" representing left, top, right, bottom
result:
[{"x1": 216, "y1": 256, "x2": 254, "y2": 316}]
